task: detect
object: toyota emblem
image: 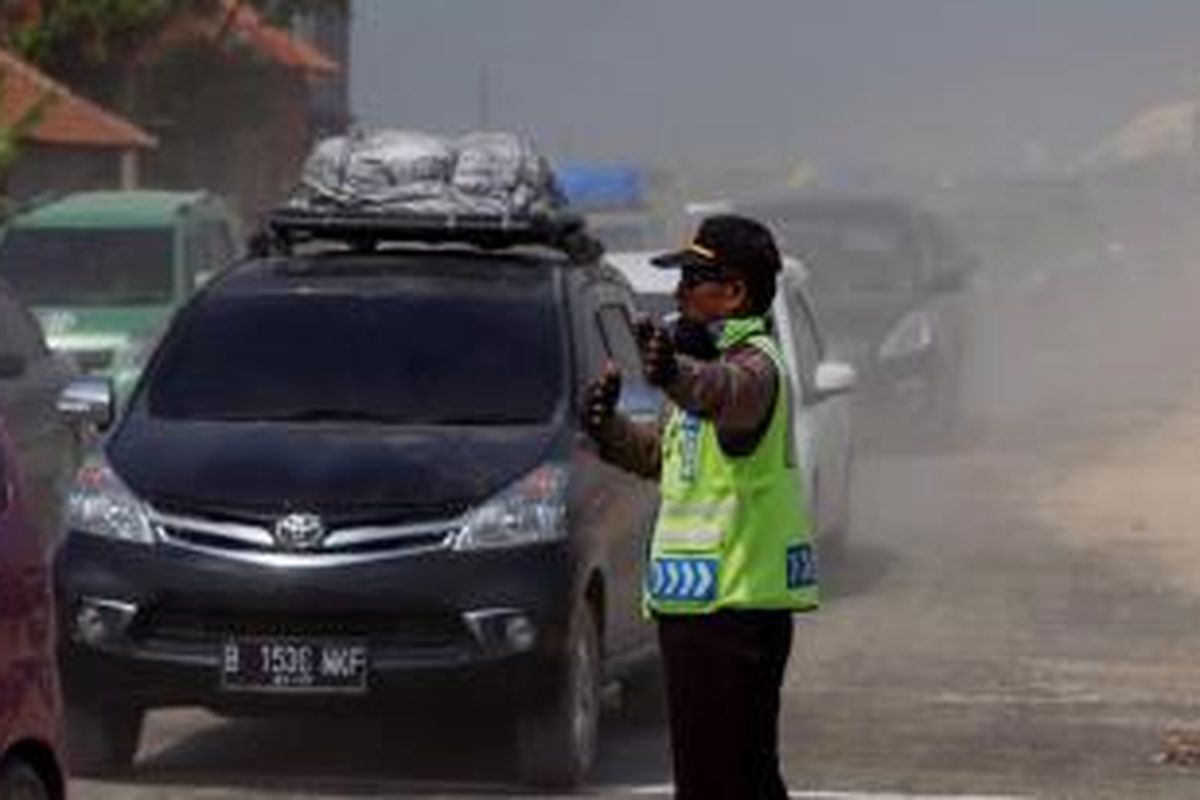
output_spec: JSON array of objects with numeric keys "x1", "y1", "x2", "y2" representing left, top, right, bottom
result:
[{"x1": 273, "y1": 512, "x2": 326, "y2": 551}]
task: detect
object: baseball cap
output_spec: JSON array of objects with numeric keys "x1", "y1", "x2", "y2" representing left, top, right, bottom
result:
[{"x1": 651, "y1": 214, "x2": 782, "y2": 278}]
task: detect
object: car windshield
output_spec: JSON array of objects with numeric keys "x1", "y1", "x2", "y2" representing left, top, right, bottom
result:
[
  {"x1": 148, "y1": 263, "x2": 565, "y2": 426},
  {"x1": 770, "y1": 213, "x2": 920, "y2": 295},
  {"x1": 0, "y1": 227, "x2": 174, "y2": 306}
]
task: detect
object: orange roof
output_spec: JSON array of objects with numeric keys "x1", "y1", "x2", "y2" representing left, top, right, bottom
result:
[
  {"x1": 217, "y1": 0, "x2": 338, "y2": 75},
  {"x1": 0, "y1": 48, "x2": 156, "y2": 149}
]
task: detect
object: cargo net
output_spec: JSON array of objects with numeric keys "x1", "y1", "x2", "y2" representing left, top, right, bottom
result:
[{"x1": 290, "y1": 130, "x2": 568, "y2": 219}]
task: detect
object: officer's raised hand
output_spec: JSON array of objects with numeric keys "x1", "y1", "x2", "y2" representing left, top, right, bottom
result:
[
  {"x1": 635, "y1": 315, "x2": 679, "y2": 387},
  {"x1": 581, "y1": 361, "x2": 622, "y2": 437}
]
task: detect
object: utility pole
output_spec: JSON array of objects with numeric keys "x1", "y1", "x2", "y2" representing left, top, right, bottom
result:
[{"x1": 477, "y1": 64, "x2": 492, "y2": 130}]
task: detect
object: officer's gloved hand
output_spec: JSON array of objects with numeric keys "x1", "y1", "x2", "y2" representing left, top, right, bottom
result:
[
  {"x1": 635, "y1": 315, "x2": 679, "y2": 387},
  {"x1": 581, "y1": 362, "x2": 622, "y2": 437},
  {"x1": 671, "y1": 316, "x2": 720, "y2": 361}
]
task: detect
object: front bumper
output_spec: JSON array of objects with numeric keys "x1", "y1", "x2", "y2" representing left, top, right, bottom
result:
[{"x1": 55, "y1": 532, "x2": 577, "y2": 714}]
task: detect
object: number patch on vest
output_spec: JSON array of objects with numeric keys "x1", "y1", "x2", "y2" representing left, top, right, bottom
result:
[
  {"x1": 679, "y1": 412, "x2": 702, "y2": 483},
  {"x1": 649, "y1": 557, "x2": 718, "y2": 602},
  {"x1": 786, "y1": 544, "x2": 817, "y2": 589}
]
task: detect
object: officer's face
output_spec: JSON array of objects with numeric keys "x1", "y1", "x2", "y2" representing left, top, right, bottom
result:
[{"x1": 676, "y1": 267, "x2": 748, "y2": 323}]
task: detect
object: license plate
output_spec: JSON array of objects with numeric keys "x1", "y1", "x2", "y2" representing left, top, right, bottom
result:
[{"x1": 220, "y1": 638, "x2": 369, "y2": 693}]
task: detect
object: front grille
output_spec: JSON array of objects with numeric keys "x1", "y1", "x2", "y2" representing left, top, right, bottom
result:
[
  {"x1": 151, "y1": 498, "x2": 470, "y2": 528},
  {"x1": 70, "y1": 348, "x2": 115, "y2": 372},
  {"x1": 149, "y1": 507, "x2": 459, "y2": 563}
]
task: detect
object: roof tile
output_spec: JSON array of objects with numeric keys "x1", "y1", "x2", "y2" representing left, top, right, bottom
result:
[{"x1": 0, "y1": 48, "x2": 156, "y2": 149}]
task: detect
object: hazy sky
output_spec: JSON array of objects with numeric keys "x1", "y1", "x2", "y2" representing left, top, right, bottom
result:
[{"x1": 350, "y1": 1, "x2": 1200, "y2": 177}]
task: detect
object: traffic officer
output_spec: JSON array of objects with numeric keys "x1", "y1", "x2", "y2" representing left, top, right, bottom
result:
[{"x1": 583, "y1": 214, "x2": 817, "y2": 799}]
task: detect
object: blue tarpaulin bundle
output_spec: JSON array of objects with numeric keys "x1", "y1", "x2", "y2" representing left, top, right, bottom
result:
[{"x1": 557, "y1": 165, "x2": 645, "y2": 212}]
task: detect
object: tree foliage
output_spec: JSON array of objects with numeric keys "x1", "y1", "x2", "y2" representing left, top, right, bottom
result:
[
  {"x1": 0, "y1": 72, "x2": 52, "y2": 208},
  {"x1": 5, "y1": 0, "x2": 348, "y2": 67}
]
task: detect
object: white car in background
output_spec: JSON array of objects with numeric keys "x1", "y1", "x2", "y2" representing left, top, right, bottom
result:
[{"x1": 606, "y1": 251, "x2": 858, "y2": 553}]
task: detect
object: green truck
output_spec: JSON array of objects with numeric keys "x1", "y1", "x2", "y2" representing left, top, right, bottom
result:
[{"x1": 0, "y1": 190, "x2": 240, "y2": 397}]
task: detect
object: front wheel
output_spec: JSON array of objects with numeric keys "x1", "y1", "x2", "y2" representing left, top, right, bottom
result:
[
  {"x1": 65, "y1": 701, "x2": 144, "y2": 777},
  {"x1": 515, "y1": 603, "x2": 601, "y2": 789},
  {"x1": 0, "y1": 758, "x2": 51, "y2": 800}
]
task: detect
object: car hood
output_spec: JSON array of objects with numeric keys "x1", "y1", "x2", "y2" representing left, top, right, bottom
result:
[{"x1": 107, "y1": 420, "x2": 567, "y2": 524}]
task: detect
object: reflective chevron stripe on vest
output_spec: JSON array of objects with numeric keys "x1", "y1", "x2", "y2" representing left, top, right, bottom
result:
[{"x1": 647, "y1": 316, "x2": 818, "y2": 615}]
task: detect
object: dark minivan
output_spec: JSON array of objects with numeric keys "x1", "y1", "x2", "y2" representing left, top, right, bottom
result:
[{"x1": 53, "y1": 213, "x2": 660, "y2": 787}]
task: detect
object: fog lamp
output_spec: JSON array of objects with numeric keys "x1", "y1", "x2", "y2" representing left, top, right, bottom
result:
[
  {"x1": 75, "y1": 598, "x2": 137, "y2": 647},
  {"x1": 504, "y1": 615, "x2": 537, "y2": 652},
  {"x1": 464, "y1": 608, "x2": 538, "y2": 655}
]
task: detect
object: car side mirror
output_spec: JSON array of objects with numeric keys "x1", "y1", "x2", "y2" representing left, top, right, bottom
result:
[
  {"x1": 0, "y1": 352, "x2": 26, "y2": 379},
  {"x1": 57, "y1": 376, "x2": 115, "y2": 432},
  {"x1": 813, "y1": 360, "x2": 856, "y2": 400}
]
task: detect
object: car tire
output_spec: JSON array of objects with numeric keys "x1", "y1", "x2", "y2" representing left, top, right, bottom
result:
[
  {"x1": 66, "y1": 701, "x2": 143, "y2": 777},
  {"x1": 515, "y1": 603, "x2": 601, "y2": 789},
  {"x1": 0, "y1": 758, "x2": 50, "y2": 800}
]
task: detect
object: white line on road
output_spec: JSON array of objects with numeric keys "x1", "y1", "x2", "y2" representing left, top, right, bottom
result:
[{"x1": 624, "y1": 786, "x2": 1034, "y2": 800}]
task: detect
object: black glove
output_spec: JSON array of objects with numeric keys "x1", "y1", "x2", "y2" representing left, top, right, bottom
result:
[
  {"x1": 671, "y1": 316, "x2": 720, "y2": 361},
  {"x1": 635, "y1": 315, "x2": 679, "y2": 387},
  {"x1": 581, "y1": 362, "x2": 622, "y2": 436}
]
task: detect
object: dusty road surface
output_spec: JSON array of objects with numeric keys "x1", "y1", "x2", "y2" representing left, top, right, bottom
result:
[{"x1": 74, "y1": 240, "x2": 1200, "y2": 799}]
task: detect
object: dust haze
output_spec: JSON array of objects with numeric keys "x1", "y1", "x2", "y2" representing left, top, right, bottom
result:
[
  {"x1": 352, "y1": 0, "x2": 1200, "y2": 459},
  {"x1": 66, "y1": 2, "x2": 1200, "y2": 796}
]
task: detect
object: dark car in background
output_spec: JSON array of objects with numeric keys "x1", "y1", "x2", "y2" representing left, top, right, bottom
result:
[
  {"x1": 0, "y1": 279, "x2": 79, "y2": 550},
  {"x1": 53, "y1": 211, "x2": 661, "y2": 787},
  {"x1": 0, "y1": 420, "x2": 65, "y2": 800},
  {"x1": 741, "y1": 193, "x2": 976, "y2": 442}
]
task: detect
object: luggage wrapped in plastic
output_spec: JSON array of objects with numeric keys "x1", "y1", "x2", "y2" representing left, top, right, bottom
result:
[{"x1": 291, "y1": 130, "x2": 565, "y2": 218}]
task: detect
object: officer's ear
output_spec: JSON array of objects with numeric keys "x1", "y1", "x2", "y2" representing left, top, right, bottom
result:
[{"x1": 722, "y1": 277, "x2": 750, "y2": 315}]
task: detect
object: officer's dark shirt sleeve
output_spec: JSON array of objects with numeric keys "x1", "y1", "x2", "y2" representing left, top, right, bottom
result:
[
  {"x1": 665, "y1": 342, "x2": 779, "y2": 457},
  {"x1": 589, "y1": 340, "x2": 780, "y2": 474}
]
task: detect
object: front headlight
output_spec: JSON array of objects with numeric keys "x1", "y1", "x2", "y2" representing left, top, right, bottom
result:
[
  {"x1": 878, "y1": 311, "x2": 934, "y2": 360},
  {"x1": 453, "y1": 464, "x2": 568, "y2": 551},
  {"x1": 65, "y1": 455, "x2": 155, "y2": 544}
]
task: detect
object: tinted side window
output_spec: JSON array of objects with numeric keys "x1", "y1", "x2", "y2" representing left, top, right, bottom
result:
[
  {"x1": 184, "y1": 219, "x2": 237, "y2": 289},
  {"x1": 577, "y1": 287, "x2": 610, "y2": 382},
  {"x1": 183, "y1": 226, "x2": 206, "y2": 287},
  {"x1": 596, "y1": 305, "x2": 642, "y2": 376},
  {"x1": 0, "y1": 229, "x2": 174, "y2": 306},
  {"x1": 594, "y1": 299, "x2": 660, "y2": 418}
]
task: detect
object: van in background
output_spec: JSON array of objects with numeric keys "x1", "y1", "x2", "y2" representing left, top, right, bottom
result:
[{"x1": 0, "y1": 190, "x2": 240, "y2": 398}]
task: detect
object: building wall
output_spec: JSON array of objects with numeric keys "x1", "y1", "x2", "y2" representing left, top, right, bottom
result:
[
  {"x1": 7, "y1": 144, "x2": 122, "y2": 205},
  {"x1": 135, "y1": 49, "x2": 315, "y2": 226},
  {"x1": 297, "y1": 7, "x2": 352, "y2": 137}
]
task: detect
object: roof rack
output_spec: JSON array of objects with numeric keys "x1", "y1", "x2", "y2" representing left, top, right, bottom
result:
[{"x1": 260, "y1": 206, "x2": 603, "y2": 263}]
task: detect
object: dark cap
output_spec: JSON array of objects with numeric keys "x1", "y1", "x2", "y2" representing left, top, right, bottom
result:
[{"x1": 651, "y1": 214, "x2": 782, "y2": 277}]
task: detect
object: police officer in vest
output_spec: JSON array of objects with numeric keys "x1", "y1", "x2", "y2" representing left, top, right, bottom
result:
[{"x1": 583, "y1": 214, "x2": 816, "y2": 799}]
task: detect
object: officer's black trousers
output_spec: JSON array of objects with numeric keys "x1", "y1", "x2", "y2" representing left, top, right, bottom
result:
[{"x1": 655, "y1": 609, "x2": 795, "y2": 800}]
